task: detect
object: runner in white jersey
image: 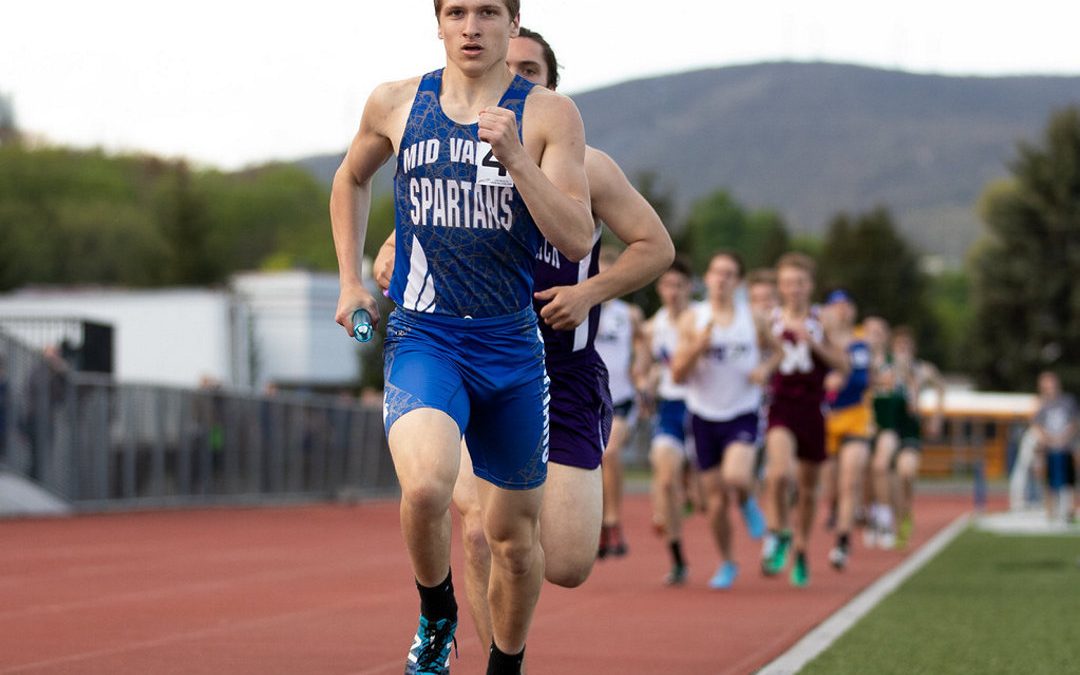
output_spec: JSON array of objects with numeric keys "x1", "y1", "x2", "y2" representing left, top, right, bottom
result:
[
  {"x1": 642, "y1": 257, "x2": 695, "y2": 583},
  {"x1": 594, "y1": 246, "x2": 647, "y2": 558},
  {"x1": 596, "y1": 300, "x2": 640, "y2": 419},
  {"x1": 672, "y1": 251, "x2": 778, "y2": 589}
]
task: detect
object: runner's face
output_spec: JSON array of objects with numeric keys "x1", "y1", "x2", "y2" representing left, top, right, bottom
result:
[
  {"x1": 748, "y1": 283, "x2": 778, "y2": 316},
  {"x1": 506, "y1": 36, "x2": 551, "y2": 88},
  {"x1": 657, "y1": 271, "x2": 691, "y2": 308},
  {"x1": 705, "y1": 256, "x2": 740, "y2": 300},
  {"x1": 864, "y1": 318, "x2": 889, "y2": 351},
  {"x1": 438, "y1": 1, "x2": 519, "y2": 74},
  {"x1": 893, "y1": 335, "x2": 915, "y2": 360},
  {"x1": 826, "y1": 300, "x2": 855, "y2": 328},
  {"x1": 777, "y1": 266, "x2": 812, "y2": 309},
  {"x1": 1038, "y1": 373, "x2": 1060, "y2": 399}
]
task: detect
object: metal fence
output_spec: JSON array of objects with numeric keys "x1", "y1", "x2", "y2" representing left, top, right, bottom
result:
[
  {"x1": 0, "y1": 316, "x2": 114, "y2": 374},
  {"x1": 0, "y1": 330, "x2": 396, "y2": 510}
]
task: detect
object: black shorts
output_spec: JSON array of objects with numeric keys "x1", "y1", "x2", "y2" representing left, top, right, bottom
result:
[{"x1": 612, "y1": 398, "x2": 635, "y2": 419}]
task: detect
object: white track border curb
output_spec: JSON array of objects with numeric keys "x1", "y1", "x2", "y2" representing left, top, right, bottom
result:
[{"x1": 757, "y1": 512, "x2": 972, "y2": 674}]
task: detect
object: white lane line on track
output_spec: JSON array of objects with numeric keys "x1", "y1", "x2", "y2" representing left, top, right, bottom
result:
[{"x1": 757, "y1": 512, "x2": 972, "y2": 675}]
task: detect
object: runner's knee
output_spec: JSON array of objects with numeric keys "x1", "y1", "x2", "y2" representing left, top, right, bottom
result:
[
  {"x1": 897, "y1": 454, "x2": 919, "y2": 480},
  {"x1": 487, "y1": 533, "x2": 539, "y2": 577},
  {"x1": 722, "y1": 466, "x2": 752, "y2": 494},
  {"x1": 401, "y1": 480, "x2": 454, "y2": 518},
  {"x1": 460, "y1": 512, "x2": 490, "y2": 564},
  {"x1": 764, "y1": 460, "x2": 788, "y2": 484},
  {"x1": 544, "y1": 554, "x2": 593, "y2": 588}
]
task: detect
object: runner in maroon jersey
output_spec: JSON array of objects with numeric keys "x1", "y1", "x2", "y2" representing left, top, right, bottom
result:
[{"x1": 759, "y1": 253, "x2": 848, "y2": 587}]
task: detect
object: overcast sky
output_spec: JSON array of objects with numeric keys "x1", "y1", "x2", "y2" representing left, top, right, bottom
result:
[{"x1": 4, "y1": 0, "x2": 1080, "y2": 169}]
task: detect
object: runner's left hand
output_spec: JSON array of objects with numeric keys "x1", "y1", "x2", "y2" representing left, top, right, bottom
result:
[{"x1": 534, "y1": 285, "x2": 592, "y2": 331}]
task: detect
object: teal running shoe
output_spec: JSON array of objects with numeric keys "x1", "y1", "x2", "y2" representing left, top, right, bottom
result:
[
  {"x1": 790, "y1": 551, "x2": 809, "y2": 588},
  {"x1": 405, "y1": 614, "x2": 457, "y2": 675},
  {"x1": 762, "y1": 531, "x2": 791, "y2": 577}
]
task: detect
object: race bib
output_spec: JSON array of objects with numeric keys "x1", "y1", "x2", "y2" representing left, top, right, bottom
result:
[{"x1": 475, "y1": 142, "x2": 515, "y2": 188}]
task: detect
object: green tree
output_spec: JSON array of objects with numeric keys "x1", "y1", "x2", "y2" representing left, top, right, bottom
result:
[
  {"x1": 676, "y1": 188, "x2": 792, "y2": 273},
  {"x1": 927, "y1": 269, "x2": 972, "y2": 373},
  {"x1": 197, "y1": 163, "x2": 332, "y2": 272},
  {"x1": 818, "y1": 208, "x2": 925, "y2": 318},
  {"x1": 632, "y1": 170, "x2": 677, "y2": 230},
  {"x1": 818, "y1": 207, "x2": 944, "y2": 362},
  {"x1": 970, "y1": 107, "x2": 1080, "y2": 391},
  {"x1": 744, "y1": 209, "x2": 791, "y2": 269},
  {"x1": 602, "y1": 171, "x2": 679, "y2": 315},
  {"x1": 158, "y1": 163, "x2": 222, "y2": 285},
  {"x1": 677, "y1": 190, "x2": 745, "y2": 272},
  {"x1": 0, "y1": 145, "x2": 340, "y2": 289}
]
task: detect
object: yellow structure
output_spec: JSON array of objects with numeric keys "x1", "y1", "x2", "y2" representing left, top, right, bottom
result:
[{"x1": 915, "y1": 391, "x2": 1038, "y2": 479}]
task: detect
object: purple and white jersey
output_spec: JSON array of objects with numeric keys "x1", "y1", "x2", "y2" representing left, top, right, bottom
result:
[{"x1": 532, "y1": 224, "x2": 603, "y2": 357}]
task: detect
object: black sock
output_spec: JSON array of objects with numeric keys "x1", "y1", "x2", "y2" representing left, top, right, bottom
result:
[
  {"x1": 670, "y1": 540, "x2": 685, "y2": 568},
  {"x1": 487, "y1": 643, "x2": 525, "y2": 674},
  {"x1": 837, "y1": 532, "x2": 850, "y2": 550},
  {"x1": 416, "y1": 570, "x2": 457, "y2": 621}
]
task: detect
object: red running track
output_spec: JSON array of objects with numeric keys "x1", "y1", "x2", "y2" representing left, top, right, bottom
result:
[{"x1": 0, "y1": 494, "x2": 971, "y2": 674}]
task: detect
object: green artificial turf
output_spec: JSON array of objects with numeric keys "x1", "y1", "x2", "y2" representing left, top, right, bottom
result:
[{"x1": 801, "y1": 529, "x2": 1080, "y2": 675}]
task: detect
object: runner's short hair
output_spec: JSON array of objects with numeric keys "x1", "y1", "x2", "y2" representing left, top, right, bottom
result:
[
  {"x1": 435, "y1": 1, "x2": 521, "y2": 18},
  {"x1": 776, "y1": 252, "x2": 816, "y2": 277},
  {"x1": 746, "y1": 268, "x2": 777, "y2": 287},
  {"x1": 892, "y1": 325, "x2": 916, "y2": 344},
  {"x1": 668, "y1": 255, "x2": 693, "y2": 279},
  {"x1": 708, "y1": 250, "x2": 745, "y2": 278},
  {"x1": 517, "y1": 27, "x2": 559, "y2": 89}
]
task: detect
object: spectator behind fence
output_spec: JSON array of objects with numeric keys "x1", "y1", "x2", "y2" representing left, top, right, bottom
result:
[
  {"x1": 20, "y1": 345, "x2": 69, "y2": 481},
  {"x1": 1032, "y1": 371, "x2": 1077, "y2": 523}
]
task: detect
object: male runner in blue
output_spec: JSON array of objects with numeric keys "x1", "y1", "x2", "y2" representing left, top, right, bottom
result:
[
  {"x1": 330, "y1": 3, "x2": 594, "y2": 673},
  {"x1": 376, "y1": 26, "x2": 674, "y2": 653}
]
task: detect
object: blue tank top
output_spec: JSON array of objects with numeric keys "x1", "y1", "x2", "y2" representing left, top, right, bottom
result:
[
  {"x1": 832, "y1": 338, "x2": 872, "y2": 410},
  {"x1": 532, "y1": 225, "x2": 602, "y2": 357},
  {"x1": 389, "y1": 70, "x2": 541, "y2": 318}
]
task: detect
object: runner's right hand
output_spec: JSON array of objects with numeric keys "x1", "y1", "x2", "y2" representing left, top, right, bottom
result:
[{"x1": 335, "y1": 282, "x2": 380, "y2": 337}]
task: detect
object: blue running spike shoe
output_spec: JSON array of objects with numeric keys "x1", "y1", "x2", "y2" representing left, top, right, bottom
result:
[
  {"x1": 708, "y1": 561, "x2": 739, "y2": 590},
  {"x1": 404, "y1": 614, "x2": 457, "y2": 675},
  {"x1": 741, "y1": 497, "x2": 766, "y2": 540}
]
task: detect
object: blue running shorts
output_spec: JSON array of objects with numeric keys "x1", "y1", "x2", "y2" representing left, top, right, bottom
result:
[
  {"x1": 383, "y1": 306, "x2": 550, "y2": 490},
  {"x1": 654, "y1": 398, "x2": 689, "y2": 447}
]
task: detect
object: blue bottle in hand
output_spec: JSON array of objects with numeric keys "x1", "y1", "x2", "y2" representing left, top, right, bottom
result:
[{"x1": 352, "y1": 309, "x2": 374, "y2": 343}]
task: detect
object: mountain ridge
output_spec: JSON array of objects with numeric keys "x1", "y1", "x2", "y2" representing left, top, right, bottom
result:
[{"x1": 295, "y1": 61, "x2": 1080, "y2": 262}]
